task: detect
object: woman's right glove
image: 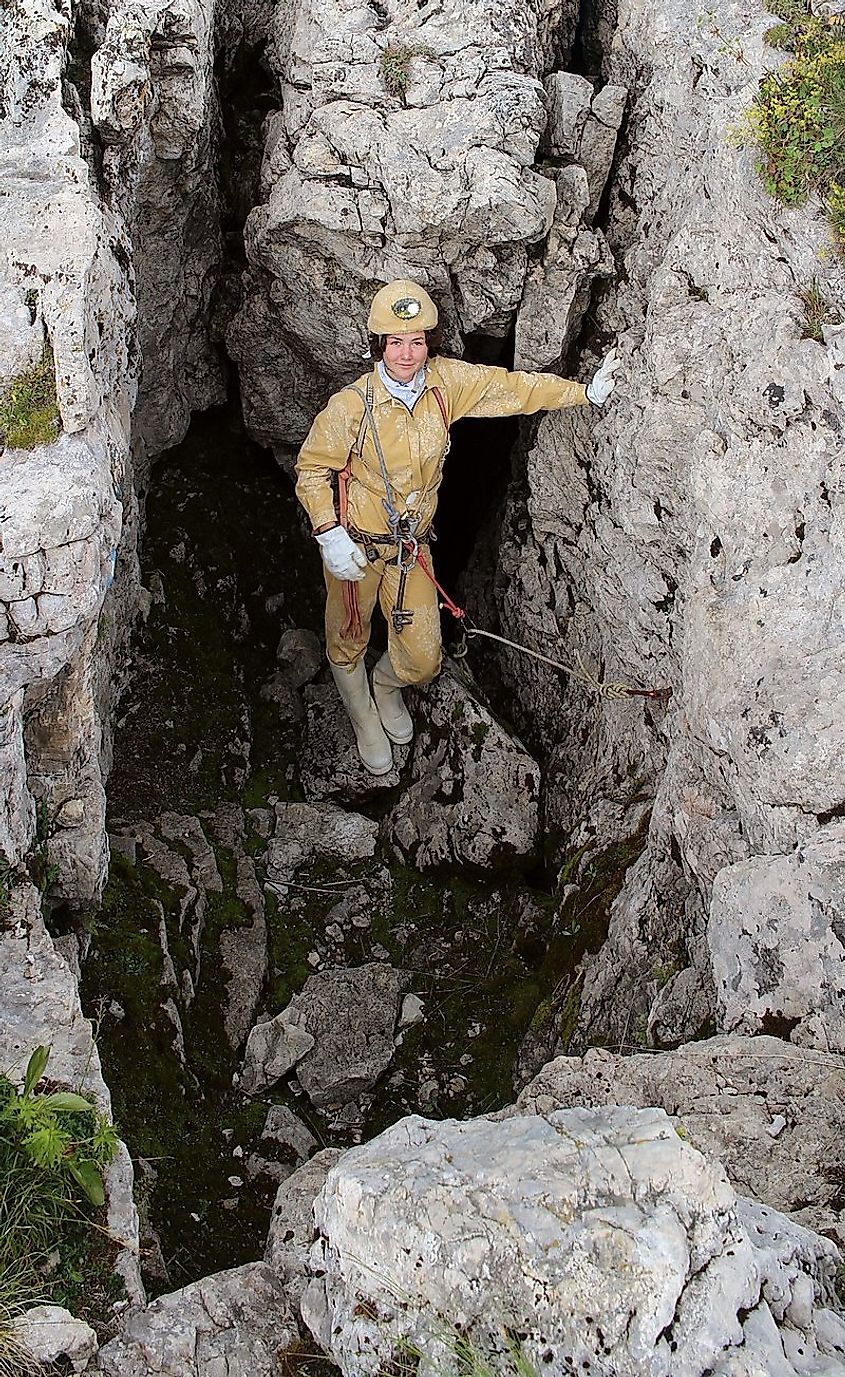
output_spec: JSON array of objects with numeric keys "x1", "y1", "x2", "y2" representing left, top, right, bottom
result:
[{"x1": 315, "y1": 526, "x2": 368, "y2": 581}]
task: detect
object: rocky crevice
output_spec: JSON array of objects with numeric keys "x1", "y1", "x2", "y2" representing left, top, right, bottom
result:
[{"x1": 490, "y1": 0, "x2": 845, "y2": 1056}]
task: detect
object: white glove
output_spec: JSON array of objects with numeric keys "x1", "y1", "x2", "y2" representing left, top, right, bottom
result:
[
  {"x1": 586, "y1": 347, "x2": 619, "y2": 406},
  {"x1": 316, "y1": 526, "x2": 368, "y2": 581}
]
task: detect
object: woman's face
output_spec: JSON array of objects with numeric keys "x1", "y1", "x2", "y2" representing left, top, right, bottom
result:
[{"x1": 382, "y1": 332, "x2": 428, "y2": 383}]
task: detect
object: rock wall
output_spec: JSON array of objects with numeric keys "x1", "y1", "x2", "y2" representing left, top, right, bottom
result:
[
  {"x1": 494, "y1": 0, "x2": 845, "y2": 1051},
  {"x1": 1, "y1": 0, "x2": 232, "y2": 903},
  {"x1": 90, "y1": 0, "x2": 227, "y2": 462},
  {"x1": 227, "y1": 0, "x2": 622, "y2": 455},
  {"x1": 0, "y1": 0, "x2": 135, "y2": 899}
]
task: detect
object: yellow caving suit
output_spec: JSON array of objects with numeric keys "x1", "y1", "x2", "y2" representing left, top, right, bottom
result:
[{"x1": 295, "y1": 355, "x2": 588, "y2": 685}]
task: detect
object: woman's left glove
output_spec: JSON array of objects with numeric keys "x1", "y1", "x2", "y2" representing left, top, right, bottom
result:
[
  {"x1": 316, "y1": 526, "x2": 368, "y2": 581},
  {"x1": 586, "y1": 348, "x2": 619, "y2": 406}
]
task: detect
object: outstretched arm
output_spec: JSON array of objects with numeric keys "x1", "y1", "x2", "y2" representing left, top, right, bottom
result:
[{"x1": 439, "y1": 351, "x2": 618, "y2": 421}]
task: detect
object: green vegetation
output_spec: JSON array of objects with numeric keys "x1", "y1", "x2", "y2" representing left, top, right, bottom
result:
[
  {"x1": 26, "y1": 802, "x2": 58, "y2": 899},
  {"x1": 798, "y1": 274, "x2": 844, "y2": 338},
  {"x1": 379, "y1": 43, "x2": 436, "y2": 98},
  {"x1": 745, "y1": 0, "x2": 845, "y2": 250},
  {"x1": 0, "y1": 853, "x2": 14, "y2": 927},
  {"x1": 0, "y1": 1046, "x2": 122, "y2": 1365},
  {"x1": 393, "y1": 1329, "x2": 540, "y2": 1377},
  {"x1": 0, "y1": 346, "x2": 61, "y2": 452}
]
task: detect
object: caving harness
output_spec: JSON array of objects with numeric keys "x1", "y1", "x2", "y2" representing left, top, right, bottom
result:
[
  {"x1": 338, "y1": 376, "x2": 450, "y2": 637},
  {"x1": 336, "y1": 377, "x2": 671, "y2": 705}
]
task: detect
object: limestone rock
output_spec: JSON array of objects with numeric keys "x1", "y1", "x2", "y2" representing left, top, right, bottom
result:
[
  {"x1": 227, "y1": 0, "x2": 608, "y2": 452},
  {"x1": 267, "y1": 800, "x2": 379, "y2": 885},
  {"x1": 265, "y1": 1148, "x2": 342, "y2": 1307},
  {"x1": 305, "y1": 1108, "x2": 845, "y2": 1376},
  {"x1": 509, "y1": 1034, "x2": 845, "y2": 1245},
  {"x1": 14, "y1": 1304, "x2": 97, "y2": 1374},
  {"x1": 90, "y1": 0, "x2": 226, "y2": 456},
  {"x1": 515, "y1": 163, "x2": 616, "y2": 370},
  {"x1": 97, "y1": 1262, "x2": 297, "y2": 1377},
  {"x1": 300, "y1": 683, "x2": 410, "y2": 801},
  {"x1": 544, "y1": 73, "x2": 627, "y2": 216},
  {"x1": 241, "y1": 964, "x2": 404, "y2": 1105},
  {"x1": 707, "y1": 824, "x2": 845, "y2": 1053},
  {"x1": 384, "y1": 669, "x2": 540, "y2": 871},
  {"x1": 240, "y1": 1012, "x2": 316, "y2": 1096},
  {"x1": 275, "y1": 628, "x2": 323, "y2": 688},
  {"x1": 261, "y1": 1104, "x2": 318, "y2": 1162},
  {"x1": 0, "y1": 0, "x2": 137, "y2": 905},
  {"x1": 493, "y1": 0, "x2": 845, "y2": 1055}
]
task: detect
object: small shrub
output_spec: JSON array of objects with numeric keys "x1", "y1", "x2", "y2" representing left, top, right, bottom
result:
[
  {"x1": 746, "y1": 4, "x2": 845, "y2": 250},
  {"x1": 1, "y1": 1045, "x2": 118, "y2": 1209},
  {"x1": 0, "y1": 346, "x2": 61, "y2": 452},
  {"x1": 379, "y1": 43, "x2": 436, "y2": 98}
]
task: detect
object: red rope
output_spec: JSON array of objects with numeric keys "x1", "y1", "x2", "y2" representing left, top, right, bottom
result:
[{"x1": 415, "y1": 549, "x2": 465, "y2": 621}]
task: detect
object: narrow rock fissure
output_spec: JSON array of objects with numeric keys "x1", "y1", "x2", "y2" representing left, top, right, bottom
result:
[
  {"x1": 81, "y1": 393, "x2": 625, "y2": 1288},
  {"x1": 71, "y1": 0, "x2": 646, "y2": 1303}
]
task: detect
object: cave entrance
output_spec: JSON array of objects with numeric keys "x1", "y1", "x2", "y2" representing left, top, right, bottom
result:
[{"x1": 431, "y1": 331, "x2": 519, "y2": 621}]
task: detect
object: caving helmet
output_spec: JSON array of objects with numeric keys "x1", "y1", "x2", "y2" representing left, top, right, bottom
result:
[{"x1": 367, "y1": 279, "x2": 438, "y2": 334}]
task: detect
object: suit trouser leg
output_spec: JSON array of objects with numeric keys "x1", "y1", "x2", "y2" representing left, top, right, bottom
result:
[{"x1": 324, "y1": 547, "x2": 443, "y2": 686}]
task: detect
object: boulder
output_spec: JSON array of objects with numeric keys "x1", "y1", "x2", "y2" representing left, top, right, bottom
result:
[
  {"x1": 97, "y1": 1263, "x2": 297, "y2": 1377},
  {"x1": 384, "y1": 669, "x2": 540, "y2": 871},
  {"x1": 261, "y1": 1104, "x2": 318, "y2": 1163},
  {"x1": 304, "y1": 1108, "x2": 845, "y2": 1376},
  {"x1": 241, "y1": 964, "x2": 404, "y2": 1105},
  {"x1": 508, "y1": 1034, "x2": 845, "y2": 1245},
  {"x1": 14, "y1": 1305, "x2": 97, "y2": 1374},
  {"x1": 707, "y1": 824, "x2": 845, "y2": 1053},
  {"x1": 266, "y1": 800, "x2": 379, "y2": 885},
  {"x1": 265, "y1": 1148, "x2": 343, "y2": 1307}
]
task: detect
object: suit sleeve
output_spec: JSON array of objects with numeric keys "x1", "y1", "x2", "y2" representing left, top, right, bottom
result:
[
  {"x1": 439, "y1": 357, "x2": 588, "y2": 421},
  {"x1": 294, "y1": 392, "x2": 361, "y2": 530}
]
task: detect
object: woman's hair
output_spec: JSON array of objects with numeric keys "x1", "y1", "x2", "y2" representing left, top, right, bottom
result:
[{"x1": 368, "y1": 325, "x2": 443, "y2": 360}]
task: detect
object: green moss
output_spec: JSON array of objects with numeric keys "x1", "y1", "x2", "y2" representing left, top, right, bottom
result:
[
  {"x1": 0, "y1": 346, "x2": 61, "y2": 451},
  {"x1": 555, "y1": 975, "x2": 583, "y2": 1054},
  {"x1": 469, "y1": 720, "x2": 490, "y2": 760}
]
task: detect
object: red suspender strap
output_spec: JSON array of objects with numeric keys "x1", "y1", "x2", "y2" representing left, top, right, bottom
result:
[{"x1": 431, "y1": 386, "x2": 448, "y2": 432}]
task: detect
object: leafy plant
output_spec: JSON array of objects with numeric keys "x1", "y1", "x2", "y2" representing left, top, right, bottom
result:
[
  {"x1": 0, "y1": 1047, "x2": 122, "y2": 1364},
  {"x1": 0, "y1": 1046, "x2": 118, "y2": 1208},
  {"x1": 0, "y1": 346, "x2": 61, "y2": 452},
  {"x1": 744, "y1": 2, "x2": 845, "y2": 250},
  {"x1": 379, "y1": 43, "x2": 436, "y2": 98}
]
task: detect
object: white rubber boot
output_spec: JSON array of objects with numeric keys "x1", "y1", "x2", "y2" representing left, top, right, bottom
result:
[
  {"x1": 329, "y1": 660, "x2": 393, "y2": 775},
  {"x1": 372, "y1": 652, "x2": 414, "y2": 745}
]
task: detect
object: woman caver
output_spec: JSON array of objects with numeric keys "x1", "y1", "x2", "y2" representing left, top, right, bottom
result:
[{"x1": 295, "y1": 279, "x2": 618, "y2": 775}]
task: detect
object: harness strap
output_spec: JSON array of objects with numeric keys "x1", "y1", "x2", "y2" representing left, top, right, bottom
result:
[{"x1": 337, "y1": 376, "x2": 451, "y2": 639}]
